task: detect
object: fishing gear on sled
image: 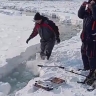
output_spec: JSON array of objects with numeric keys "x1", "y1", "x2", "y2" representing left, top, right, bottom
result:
[{"x1": 38, "y1": 65, "x2": 86, "y2": 77}]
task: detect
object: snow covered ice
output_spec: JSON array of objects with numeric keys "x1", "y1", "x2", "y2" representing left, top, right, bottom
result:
[{"x1": 0, "y1": 0, "x2": 96, "y2": 96}]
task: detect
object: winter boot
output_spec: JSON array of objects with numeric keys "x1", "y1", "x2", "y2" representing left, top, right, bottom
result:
[
  {"x1": 46, "y1": 51, "x2": 51, "y2": 60},
  {"x1": 40, "y1": 52, "x2": 46, "y2": 60},
  {"x1": 84, "y1": 70, "x2": 96, "y2": 85}
]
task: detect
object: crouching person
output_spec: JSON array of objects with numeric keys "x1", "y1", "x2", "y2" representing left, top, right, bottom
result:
[{"x1": 26, "y1": 12, "x2": 60, "y2": 60}]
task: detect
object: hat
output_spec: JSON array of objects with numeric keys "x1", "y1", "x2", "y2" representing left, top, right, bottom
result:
[{"x1": 34, "y1": 12, "x2": 42, "y2": 20}]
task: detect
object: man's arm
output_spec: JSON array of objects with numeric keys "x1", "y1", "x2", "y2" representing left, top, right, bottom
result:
[
  {"x1": 91, "y1": 4, "x2": 96, "y2": 20},
  {"x1": 26, "y1": 25, "x2": 38, "y2": 43},
  {"x1": 78, "y1": 2, "x2": 87, "y2": 19}
]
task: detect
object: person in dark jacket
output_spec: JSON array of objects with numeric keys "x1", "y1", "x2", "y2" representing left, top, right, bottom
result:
[
  {"x1": 78, "y1": 0, "x2": 96, "y2": 79},
  {"x1": 26, "y1": 12, "x2": 60, "y2": 60}
]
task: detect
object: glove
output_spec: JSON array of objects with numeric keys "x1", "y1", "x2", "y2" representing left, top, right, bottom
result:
[
  {"x1": 82, "y1": 1, "x2": 88, "y2": 6},
  {"x1": 56, "y1": 38, "x2": 60, "y2": 43},
  {"x1": 26, "y1": 38, "x2": 30, "y2": 44}
]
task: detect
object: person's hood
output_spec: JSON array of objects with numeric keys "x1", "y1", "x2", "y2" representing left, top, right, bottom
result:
[
  {"x1": 41, "y1": 16, "x2": 49, "y2": 23},
  {"x1": 41, "y1": 16, "x2": 48, "y2": 21}
]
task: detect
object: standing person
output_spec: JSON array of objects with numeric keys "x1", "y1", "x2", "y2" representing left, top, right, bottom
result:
[
  {"x1": 78, "y1": 0, "x2": 96, "y2": 81},
  {"x1": 26, "y1": 12, "x2": 60, "y2": 60}
]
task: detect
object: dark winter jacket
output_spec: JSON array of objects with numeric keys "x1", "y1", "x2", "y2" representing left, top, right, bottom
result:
[
  {"x1": 28, "y1": 16, "x2": 59, "y2": 42},
  {"x1": 78, "y1": 4, "x2": 96, "y2": 57}
]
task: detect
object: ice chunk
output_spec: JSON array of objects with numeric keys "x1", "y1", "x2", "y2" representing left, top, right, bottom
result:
[
  {"x1": 0, "y1": 82, "x2": 11, "y2": 95},
  {"x1": 26, "y1": 60, "x2": 41, "y2": 76},
  {"x1": 0, "y1": 92, "x2": 6, "y2": 96}
]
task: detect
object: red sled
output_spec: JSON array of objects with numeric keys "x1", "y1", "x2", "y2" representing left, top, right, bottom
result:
[{"x1": 34, "y1": 77, "x2": 65, "y2": 91}]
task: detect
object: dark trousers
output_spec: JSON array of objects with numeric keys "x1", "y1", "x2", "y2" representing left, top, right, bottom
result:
[
  {"x1": 81, "y1": 54, "x2": 90, "y2": 70},
  {"x1": 40, "y1": 38, "x2": 55, "y2": 58},
  {"x1": 89, "y1": 58, "x2": 96, "y2": 70},
  {"x1": 81, "y1": 43, "x2": 96, "y2": 70}
]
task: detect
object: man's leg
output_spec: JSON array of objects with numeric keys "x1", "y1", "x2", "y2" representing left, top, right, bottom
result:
[
  {"x1": 81, "y1": 54, "x2": 90, "y2": 70},
  {"x1": 89, "y1": 57, "x2": 96, "y2": 71},
  {"x1": 40, "y1": 41, "x2": 46, "y2": 59},
  {"x1": 81, "y1": 43, "x2": 90, "y2": 70},
  {"x1": 46, "y1": 39, "x2": 55, "y2": 60},
  {"x1": 84, "y1": 57, "x2": 96, "y2": 85}
]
